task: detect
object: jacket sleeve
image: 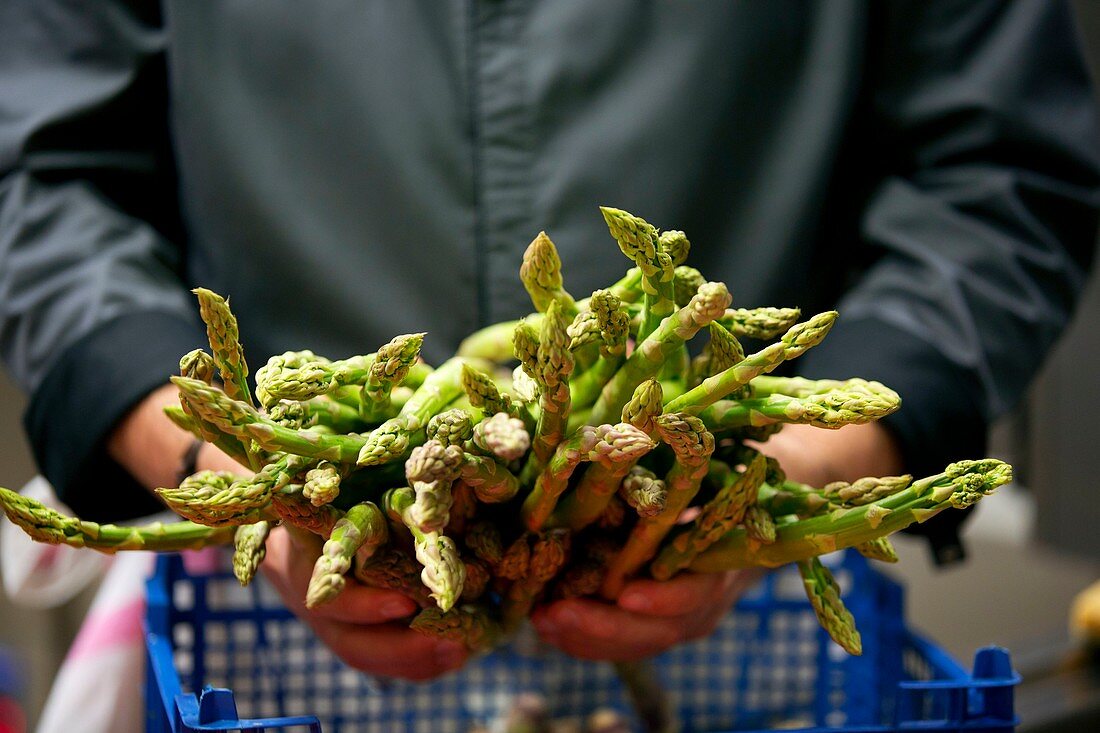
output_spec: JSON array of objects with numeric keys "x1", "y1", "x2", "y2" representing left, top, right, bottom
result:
[
  {"x1": 798, "y1": 0, "x2": 1100, "y2": 559},
  {"x1": 0, "y1": 1, "x2": 206, "y2": 520}
]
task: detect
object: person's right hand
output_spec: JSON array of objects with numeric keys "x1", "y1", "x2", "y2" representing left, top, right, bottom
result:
[
  {"x1": 109, "y1": 384, "x2": 469, "y2": 681},
  {"x1": 261, "y1": 527, "x2": 470, "y2": 680}
]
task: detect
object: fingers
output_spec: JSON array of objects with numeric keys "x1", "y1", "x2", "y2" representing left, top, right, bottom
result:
[
  {"x1": 260, "y1": 526, "x2": 465, "y2": 680},
  {"x1": 532, "y1": 599, "x2": 688, "y2": 662},
  {"x1": 616, "y1": 571, "x2": 732, "y2": 617},
  {"x1": 532, "y1": 570, "x2": 766, "y2": 662},
  {"x1": 617, "y1": 568, "x2": 765, "y2": 617},
  {"x1": 314, "y1": 620, "x2": 469, "y2": 681}
]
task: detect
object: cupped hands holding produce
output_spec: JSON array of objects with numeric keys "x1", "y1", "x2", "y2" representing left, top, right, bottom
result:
[{"x1": 0, "y1": 207, "x2": 1012, "y2": 675}]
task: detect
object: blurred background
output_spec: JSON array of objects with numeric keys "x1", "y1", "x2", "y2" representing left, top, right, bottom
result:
[{"x1": 2, "y1": 3, "x2": 1099, "y2": 732}]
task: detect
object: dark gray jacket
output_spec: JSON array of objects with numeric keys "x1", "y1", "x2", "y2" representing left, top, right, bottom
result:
[{"x1": 2, "y1": 2, "x2": 1098, "y2": 554}]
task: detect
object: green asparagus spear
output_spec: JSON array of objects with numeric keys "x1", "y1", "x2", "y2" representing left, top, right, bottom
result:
[
  {"x1": 520, "y1": 231, "x2": 577, "y2": 315},
  {"x1": 798, "y1": 557, "x2": 862, "y2": 655},
  {"x1": 173, "y1": 376, "x2": 367, "y2": 463},
  {"x1": 193, "y1": 288, "x2": 253, "y2": 406},
  {"x1": 471, "y1": 412, "x2": 531, "y2": 462},
  {"x1": 232, "y1": 521, "x2": 271, "y2": 586},
  {"x1": 355, "y1": 357, "x2": 468, "y2": 467},
  {"x1": 387, "y1": 487, "x2": 466, "y2": 611},
  {"x1": 650, "y1": 451, "x2": 767, "y2": 580},
  {"x1": 410, "y1": 604, "x2": 501, "y2": 651},
  {"x1": 0, "y1": 488, "x2": 233, "y2": 551},
  {"x1": 501, "y1": 529, "x2": 571, "y2": 632},
  {"x1": 360, "y1": 333, "x2": 425, "y2": 421},
  {"x1": 306, "y1": 501, "x2": 388, "y2": 608},
  {"x1": 618, "y1": 466, "x2": 667, "y2": 518},
  {"x1": 690, "y1": 460, "x2": 1012, "y2": 571},
  {"x1": 663, "y1": 311, "x2": 838, "y2": 415},
  {"x1": 426, "y1": 408, "x2": 476, "y2": 446},
  {"x1": 697, "y1": 384, "x2": 901, "y2": 432},
  {"x1": 588, "y1": 281, "x2": 731, "y2": 425},
  {"x1": 719, "y1": 307, "x2": 802, "y2": 340},
  {"x1": 405, "y1": 440, "x2": 466, "y2": 533},
  {"x1": 600, "y1": 207, "x2": 675, "y2": 342},
  {"x1": 522, "y1": 423, "x2": 655, "y2": 532},
  {"x1": 601, "y1": 414, "x2": 714, "y2": 597}
]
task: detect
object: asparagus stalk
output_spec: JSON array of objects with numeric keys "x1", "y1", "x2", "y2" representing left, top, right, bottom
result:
[
  {"x1": 600, "y1": 207, "x2": 674, "y2": 342},
  {"x1": 798, "y1": 557, "x2": 862, "y2": 655},
  {"x1": 497, "y1": 534, "x2": 532, "y2": 581},
  {"x1": 660, "y1": 230, "x2": 691, "y2": 267},
  {"x1": 525, "y1": 301, "x2": 575, "y2": 474},
  {"x1": 567, "y1": 291, "x2": 630, "y2": 408},
  {"x1": 522, "y1": 423, "x2": 656, "y2": 532},
  {"x1": 157, "y1": 458, "x2": 305, "y2": 527},
  {"x1": 232, "y1": 521, "x2": 271, "y2": 586},
  {"x1": 410, "y1": 605, "x2": 501, "y2": 652},
  {"x1": 387, "y1": 487, "x2": 466, "y2": 611},
  {"x1": 464, "y1": 521, "x2": 504, "y2": 569},
  {"x1": 511, "y1": 365, "x2": 540, "y2": 404},
  {"x1": 356, "y1": 357, "x2": 468, "y2": 467},
  {"x1": 621, "y1": 379, "x2": 663, "y2": 436},
  {"x1": 172, "y1": 376, "x2": 367, "y2": 463},
  {"x1": 601, "y1": 414, "x2": 714, "y2": 598},
  {"x1": 175, "y1": 350, "x2": 258, "y2": 468},
  {"x1": 744, "y1": 505, "x2": 778, "y2": 544},
  {"x1": 719, "y1": 307, "x2": 802, "y2": 340},
  {"x1": 501, "y1": 529, "x2": 571, "y2": 632},
  {"x1": 302, "y1": 461, "x2": 342, "y2": 506},
  {"x1": 697, "y1": 384, "x2": 902, "y2": 432},
  {"x1": 520, "y1": 231, "x2": 577, "y2": 315},
  {"x1": 457, "y1": 452, "x2": 523, "y2": 503},
  {"x1": 193, "y1": 288, "x2": 253, "y2": 407},
  {"x1": 360, "y1": 333, "x2": 425, "y2": 422},
  {"x1": 405, "y1": 440, "x2": 466, "y2": 533},
  {"x1": 549, "y1": 426, "x2": 658, "y2": 531},
  {"x1": 0, "y1": 488, "x2": 233, "y2": 551},
  {"x1": 306, "y1": 501, "x2": 389, "y2": 608},
  {"x1": 663, "y1": 311, "x2": 837, "y2": 415},
  {"x1": 690, "y1": 460, "x2": 1011, "y2": 571},
  {"x1": 354, "y1": 546, "x2": 434, "y2": 608},
  {"x1": 255, "y1": 355, "x2": 373, "y2": 407},
  {"x1": 588, "y1": 282, "x2": 731, "y2": 425},
  {"x1": 650, "y1": 451, "x2": 767, "y2": 580},
  {"x1": 618, "y1": 466, "x2": 668, "y2": 518},
  {"x1": 426, "y1": 408, "x2": 475, "y2": 446},
  {"x1": 461, "y1": 363, "x2": 523, "y2": 421},
  {"x1": 270, "y1": 484, "x2": 343, "y2": 536},
  {"x1": 470, "y1": 412, "x2": 531, "y2": 463}
]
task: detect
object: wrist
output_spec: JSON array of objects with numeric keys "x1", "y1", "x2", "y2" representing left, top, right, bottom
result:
[{"x1": 106, "y1": 383, "x2": 195, "y2": 489}]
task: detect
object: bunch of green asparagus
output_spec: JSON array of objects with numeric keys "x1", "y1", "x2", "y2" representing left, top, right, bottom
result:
[{"x1": 0, "y1": 207, "x2": 1010, "y2": 658}]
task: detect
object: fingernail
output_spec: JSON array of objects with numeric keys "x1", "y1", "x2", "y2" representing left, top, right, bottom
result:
[
  {"x1": 381, "y1": 600, "x2": 413, "y2": 618},
  {"x1": 619, "y1": 592, "x2": 651, "y2": 612},
  {"x1": 436, "y1": 642, "x2": 466, "y2": 669}
]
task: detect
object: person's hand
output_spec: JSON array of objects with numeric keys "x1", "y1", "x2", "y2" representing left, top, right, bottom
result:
[
  {"x1": 751, "y1": 422, "x2": 904, "y2": 487},
  {"x1": 261, "y1": 527, "x2": 469, "y2": 680},
  {"x1": 531, "y1": 569, "x2": 762, "y2": 662},
  {"x1": 109, "y1": 384, "x2": 469, "y2": 680},
  {"x1": 530, "y1": 422, "x2": 903, "y2": 661}
]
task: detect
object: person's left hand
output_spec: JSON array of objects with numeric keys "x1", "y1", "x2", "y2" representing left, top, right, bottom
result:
[{"x1": 530, "y1": 569, "x2": 762, "y2": 662}]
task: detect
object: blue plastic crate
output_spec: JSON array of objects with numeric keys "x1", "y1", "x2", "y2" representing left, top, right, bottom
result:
[{"x1": 143, "y1": 550, "x2": 1019, "y2": 732}]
